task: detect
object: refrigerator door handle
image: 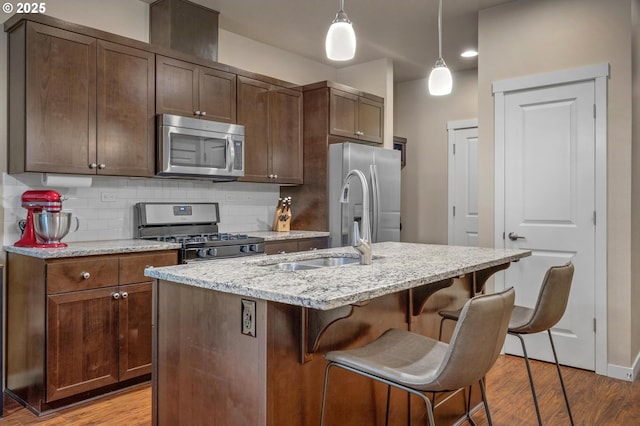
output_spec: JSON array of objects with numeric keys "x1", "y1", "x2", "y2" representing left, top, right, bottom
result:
[{"x1": 370, "y1": 164, "x2": 380, "y2": 242}]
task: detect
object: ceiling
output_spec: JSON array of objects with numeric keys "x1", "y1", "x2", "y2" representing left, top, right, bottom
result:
[{"x1": 179, "y1": 0, "x2": 515, "y2": 82}]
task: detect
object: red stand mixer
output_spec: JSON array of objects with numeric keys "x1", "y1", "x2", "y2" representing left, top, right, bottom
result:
[{"x1": 15, "y1": 190, "x2": 68, "y2": 248}]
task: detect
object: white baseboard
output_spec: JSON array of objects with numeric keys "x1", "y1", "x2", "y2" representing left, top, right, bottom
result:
[{"x1": 607, "y1": 351, "x2": 640, "y2": 382}]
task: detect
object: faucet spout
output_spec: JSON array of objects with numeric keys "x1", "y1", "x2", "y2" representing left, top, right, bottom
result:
[{"x1": 340, "y1": 169, "x2": 372, "y2": 265}]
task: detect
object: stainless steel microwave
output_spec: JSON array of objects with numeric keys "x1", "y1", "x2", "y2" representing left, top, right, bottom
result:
[{"x1": 157, "y1": 114, "x2": 245, "y2": 180}]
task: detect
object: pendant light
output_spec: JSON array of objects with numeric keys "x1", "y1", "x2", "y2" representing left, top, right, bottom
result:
[
  {"x1": 428, "y1": 0, "x2": 453, "y2": 96},
  {"x1": 325, "y1": 0, "x2": 356, "y2": 61}
]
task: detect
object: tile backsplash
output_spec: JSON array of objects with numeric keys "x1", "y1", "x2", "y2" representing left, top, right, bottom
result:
[{"x1": 2, "y1": 173, "x2": 280, "y2": 246}]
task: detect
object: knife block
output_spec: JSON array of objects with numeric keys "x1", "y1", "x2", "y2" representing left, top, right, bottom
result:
[{"x1": 272, "y1": 207, "x2": 291, "y2": 232}]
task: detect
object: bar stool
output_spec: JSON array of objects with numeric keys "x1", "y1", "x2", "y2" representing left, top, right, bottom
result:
[
  {"x1": 320, "y1": 287, "x2": 515, "y2": 426},
  {"x1": 438, "y1": 262, "x2": 575, "y2": 426}
]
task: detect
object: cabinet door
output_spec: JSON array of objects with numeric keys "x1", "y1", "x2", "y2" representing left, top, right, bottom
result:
[
  {"x1": 25, "y1": 22, "x2": 96, "y2": 174},
  {"x1": 156, "y1": 55, "x2": 198, "y2": 118},
  {"x1": 329, "y1": 89, "x2": 358, "y2": 140},
  {"x1": 270, "y1": 87, "x2": 303, "y2": 184},
  {"x1": 358, "y1": 97, "x2": 384, "y2": 144},
  {"x1": 199, "y1": 67, "x2": 236, "y2": 123},
  {"x1": 237, "y1": 76, "x2": 270, "y2": 182},
  {"x1": 97, "y1": 41, "x2": 155, "y2": 176},
  {"x1": 47, "y1": 287, "x2": 120, "y2": 402},
  {"x1": 119, "y1": 283, "x2": 153, "y2": 381}
]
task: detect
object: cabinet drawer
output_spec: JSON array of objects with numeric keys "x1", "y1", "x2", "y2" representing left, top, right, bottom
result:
[
  {"x1": 119, "y1": 251, "x2": 178, "y2": 285},
  {"x1": 297, "y1": 237, "x2": 329, "y2": 252},
  {"x1": 264, "y1": 241, "x2": 299, "y2": 255},
  {"x1": 47, "y1": 256, "x2": 118, "y2": 294}
]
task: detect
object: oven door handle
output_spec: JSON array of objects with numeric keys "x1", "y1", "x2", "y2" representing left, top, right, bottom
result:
[{"x1": 226, "y1": 136, "x2": 235, "y2": 172}]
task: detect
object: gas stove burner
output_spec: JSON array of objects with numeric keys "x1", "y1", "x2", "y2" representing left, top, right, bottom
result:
[{"x1": 135, "y1": 202, "x2": 265, "y2": 263}]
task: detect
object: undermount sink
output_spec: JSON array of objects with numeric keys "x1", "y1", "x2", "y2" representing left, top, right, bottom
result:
[{"x1": 271, "y1": 256, "x2": 360, "y2": 271}]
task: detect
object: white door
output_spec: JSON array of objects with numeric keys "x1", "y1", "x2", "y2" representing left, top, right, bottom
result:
[
  {"x1": 448, "y1": 124, "x2": 478, "y2": 246},
  {"x1": 501, "y1": 81, "x2": 596, "y2": 370}
]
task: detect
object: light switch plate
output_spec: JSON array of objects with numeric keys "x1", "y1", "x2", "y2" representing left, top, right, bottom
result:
[{"x1": 241, "y1": 299, "x2": 256, "y2": 337}]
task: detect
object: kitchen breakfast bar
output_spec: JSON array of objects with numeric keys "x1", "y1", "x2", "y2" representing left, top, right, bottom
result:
[{"x1": 145, "y1": 242, "x2": 530, "y2": 425}]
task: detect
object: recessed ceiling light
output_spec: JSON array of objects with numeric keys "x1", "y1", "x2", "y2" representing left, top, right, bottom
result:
[{"x1": 461, "y1": 49, "x2": 478, "y2": 58}]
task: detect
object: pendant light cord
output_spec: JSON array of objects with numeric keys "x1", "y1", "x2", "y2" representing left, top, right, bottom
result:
[
  {"x1": 438, "y1": 0, "x2": 443, "y2": 59},
  {"x1": 339, "y1": 0, "x2": 345, "y2": 13}
]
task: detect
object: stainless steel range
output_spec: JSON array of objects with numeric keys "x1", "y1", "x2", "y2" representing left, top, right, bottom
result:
[{"x1": 134, "y1": 202, "x2": 265, "y2": 263}]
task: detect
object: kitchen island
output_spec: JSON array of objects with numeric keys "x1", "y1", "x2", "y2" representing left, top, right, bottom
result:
[{"x1": 145, "y1": 242, "x2": 529, "y2": 425}]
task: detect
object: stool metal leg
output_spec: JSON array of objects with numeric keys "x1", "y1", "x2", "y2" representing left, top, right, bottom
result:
[
  {"x1": 547, "y1": 330, "x2": 574, "y2": 426},
  {"x1": 320, "y1": 362, "x2": 334, "y2": 426},
  {"x1": 479, "y1": 378, "x2": 493, "y2": 426},
  {"x1": 438, "y1": 316, "x2": 446, "y2": 340},
  {"x1": 511, "y1": 332, "x2": 543, "y2": 426},
  {"x1": 465, "y1": 384, "x2": 477, "y2": 426}
]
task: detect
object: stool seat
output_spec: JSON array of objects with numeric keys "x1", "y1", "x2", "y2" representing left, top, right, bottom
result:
[
  {"x1": 327, "y1": 329, "x2": 449, "y2": 391},
  {"x1": 321, "y1": 288, "x2": 515, "y2": 426}
]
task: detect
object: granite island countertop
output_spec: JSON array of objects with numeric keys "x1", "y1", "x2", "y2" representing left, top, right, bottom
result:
[
  {"x1": 145, "y1": 242, "x2": 530, "y2": 310},
  {"x1": 3, "y1": 239, "x2": 182, "y2": 259}
]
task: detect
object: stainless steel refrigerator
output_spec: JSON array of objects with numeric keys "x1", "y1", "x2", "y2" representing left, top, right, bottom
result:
[{"x1": 328, "y1": 142, "x2": 401, "y2": 248}]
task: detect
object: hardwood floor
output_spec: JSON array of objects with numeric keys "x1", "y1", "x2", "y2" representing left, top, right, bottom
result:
[
  {"x1": 0, "y1": 384, "x2": 151, "y2": 426},
  {"x1": 0, "y1": 355, "x2": 638, "y2": 425}
]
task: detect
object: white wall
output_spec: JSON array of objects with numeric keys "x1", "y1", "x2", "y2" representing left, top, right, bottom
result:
[
  {"x1": 478, "y1": 0, "x2": 635, "y2": 368},
  {"x1": 394, "y1": 69, "x2": 478, "y2": 244},
  {"x1": 2, "y1": 174, "x2": 277, "y2": 245}
]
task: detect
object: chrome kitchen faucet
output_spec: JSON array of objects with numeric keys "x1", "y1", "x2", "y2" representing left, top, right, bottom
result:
[{"x1": 340, "y1": 169, "x2": 372, "y2": 265}]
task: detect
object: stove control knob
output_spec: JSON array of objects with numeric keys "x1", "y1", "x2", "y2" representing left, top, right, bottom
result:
[
  {"x1": 208, "y1": 248, "x2": 218, "y2": 257},
  {"x1": 197, "y1": 249, "x2": 208, "y2": 258},
  {"x1": 240, "y1": 245, "x2": 249, "y2": 253},
  {"x1": 249, "y1": 244, "x2": 259, "y2": 252}
]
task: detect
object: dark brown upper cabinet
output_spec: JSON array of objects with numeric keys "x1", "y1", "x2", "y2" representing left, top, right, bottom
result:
[
  {"x1": 156, "y1": 55, "x2": 236, "y2": 123},
  {"x1": 329, "y1": 87, "x2": 384, "y2": 144},
  {"x1": 8, "y1": 21, "x2": 155, "y2": 177},
  {"x1": 237, "y1": 76, "x2": 303, "y2": 185}
]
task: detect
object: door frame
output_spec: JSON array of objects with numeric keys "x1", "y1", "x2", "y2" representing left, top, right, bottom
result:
[
  {"x1": 493, "y1": 63, "x2": 609, "y2": 375},
  {"x1": 447, "y1": 119, "x2": 478, "y2": 245}
]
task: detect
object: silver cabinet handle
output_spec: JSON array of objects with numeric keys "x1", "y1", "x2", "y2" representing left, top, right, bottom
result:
[
  {"x1": 120, "y1": 291, "x2": 128, "y2": 299},
  {"x1": 200, "y1": 111, "x2": 206, "y2": 116},
  {"x1": 98, "y1": 163, "x2": 106, "y2": 169},
  {"x1": 194, "y1": 110, "x2": 201, "y2": 116},
  {"x1": 273, "y1": 174, "x2": 278, "y2": 179},
  {"x1": 81, "y1": 272, "x2": 91, "y2": 279},
  {"x1": 112, "y1": 292, "x2": 120, "y2": 300},
  {"x1": 89, "y1": 163, "x2": 97, "y2": 169},
  {"x1": 508, "y1": 232, "x2": 526, "y2": 241}
]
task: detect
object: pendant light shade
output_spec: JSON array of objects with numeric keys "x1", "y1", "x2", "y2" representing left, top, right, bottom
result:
[
  {"x1": 428, "y1": 58, "x2": 453, "y2": 96},
  {"x1": 325, "y1": 0, "x2": 356, "y2": 61},
  {"x1": 428, "y1": 0, "x2": 452, "y2": 96}
]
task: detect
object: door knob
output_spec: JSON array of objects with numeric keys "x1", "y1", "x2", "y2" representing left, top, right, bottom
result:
[{"x1": 508, "y1": 232, "x2": 526, "y2": 241}]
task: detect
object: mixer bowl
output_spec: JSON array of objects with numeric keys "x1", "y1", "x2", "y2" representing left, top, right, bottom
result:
[{"x1": 33, "y1": 212, "x2": 73, "y2": 243}]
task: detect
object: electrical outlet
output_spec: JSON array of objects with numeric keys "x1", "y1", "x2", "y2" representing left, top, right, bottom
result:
[
  {"x1": 241, "y1": 299, "x2": 256, "y2": 337},
  {"x1": 100, "y1": 192, "x2": 116, "y2": 202}
]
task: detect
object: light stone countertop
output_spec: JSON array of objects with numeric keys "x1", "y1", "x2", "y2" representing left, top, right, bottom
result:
[
  {"x1": 246, "y1": 230, "x2": 330, "y2": 241},
  {"x1": 145, "y1": 242, "x2": 530, "y2": 310},
  {"x1": 3, "y1": 239, "x2": 182, "y2": 259}
]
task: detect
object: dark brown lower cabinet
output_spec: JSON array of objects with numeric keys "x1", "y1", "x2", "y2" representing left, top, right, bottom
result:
[
  {"x1": 6, "y1": 250, "x2": 177, "y2": 413},
  {"x1": 264, "y1": 236, "x2": 329, "y2": 255}
]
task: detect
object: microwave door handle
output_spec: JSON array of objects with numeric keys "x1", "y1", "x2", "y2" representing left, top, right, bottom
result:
[{"x1": 226, "y1": 136, "x2": 235, "y2": 172}]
